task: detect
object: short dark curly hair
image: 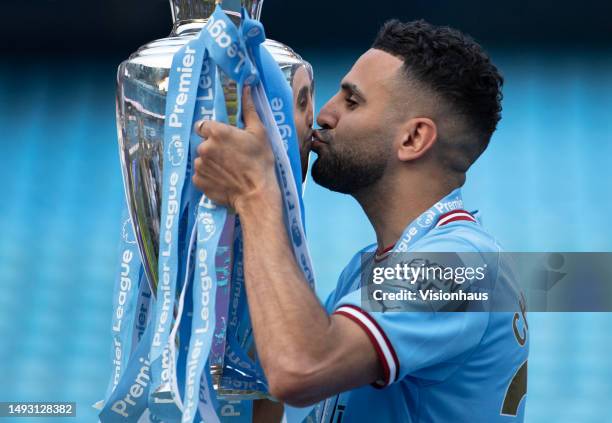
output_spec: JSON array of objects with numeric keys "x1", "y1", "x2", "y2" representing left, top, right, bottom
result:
[{"x1": 372, "y1": 19, "x2": 503, "y2": 173}]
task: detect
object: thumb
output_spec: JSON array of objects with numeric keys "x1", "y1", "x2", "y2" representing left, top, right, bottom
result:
[{"x1": 242, "y1": 85, "x2": 262, "y2": 131}]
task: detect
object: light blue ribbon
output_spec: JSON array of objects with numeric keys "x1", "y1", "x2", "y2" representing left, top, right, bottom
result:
[
  {"x1": 99, "y1": 323, "x2": 154, "y2": 422},
  {"x1": 102, "y1": 5, "x2": 313, "y2": 423},
  {"x1": 146, "y1": 15, "x2": 208, "y2": 421},
  {"x1": 219, "y1": 8, "x2": 316, "y2": 399},
  {"x1": 105, "y1": 211, "x2": 143, "y2": 399},
  {"x1": 97, "y1": 210, "x2": 147, "y2": 422}
]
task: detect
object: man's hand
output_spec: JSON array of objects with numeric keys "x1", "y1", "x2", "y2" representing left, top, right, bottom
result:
[{"x1": 192, "y1": 86, "x2": 279, "y2": 211}]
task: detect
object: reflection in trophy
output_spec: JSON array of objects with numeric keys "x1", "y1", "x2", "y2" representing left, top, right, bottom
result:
[
  {"x1": 288, "y1": 61, "x2": 315, "y2": 182},
  {"x1": 116, "y1": 0, "x2": 314, "y2": 294}
]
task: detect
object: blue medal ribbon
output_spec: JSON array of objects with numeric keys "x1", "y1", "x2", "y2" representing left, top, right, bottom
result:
[
  {"x1": 219, "y1": 10, "x2": 317, "y2": 399},
  {"x1": 242, "y1": 16, "x2": 314, "y2": 288},
  {"x1": 131, "y1": 272, "x2": 153, "y2": 352},
  {"x1": 96, "y1": 211, "x2": 148, "y2": 422},
  {"x1": 151, "y1": 5, "x2": 261, "y2": 421},
  {"x1": 105, "y1": 212, "x2": 143, "y2": 399},
  {"x1": 146, "y1": 20, "x2": 208, "y2": 421},
  {"x1": 99, "y1": 324, "x2": 155, "y2": 422},
  {"x1": 104, "y1": 5, "x2": 313, "y2": 422}
]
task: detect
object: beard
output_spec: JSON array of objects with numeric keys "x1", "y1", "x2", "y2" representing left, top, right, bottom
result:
[{"x1": 311, "y1": 130, "x2": 389, "y2": 194}]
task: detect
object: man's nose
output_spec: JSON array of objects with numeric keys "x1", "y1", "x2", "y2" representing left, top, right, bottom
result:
[{"x1": 316, "y1": 98, "x2": 338, "y2": 129}]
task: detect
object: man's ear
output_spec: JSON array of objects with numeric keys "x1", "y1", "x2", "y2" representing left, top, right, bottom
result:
[{"x1": 396, "y1": 117, "x2": 437, "y2": 162}]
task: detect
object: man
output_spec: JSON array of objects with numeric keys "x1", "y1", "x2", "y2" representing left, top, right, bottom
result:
[{"x1": 193, "y1": 20, "x2": 529, "y2": 422}]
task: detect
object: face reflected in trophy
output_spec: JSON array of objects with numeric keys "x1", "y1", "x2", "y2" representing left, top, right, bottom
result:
[{"x1": 290, "y1": 63, "x2": 315, "y2": 182}]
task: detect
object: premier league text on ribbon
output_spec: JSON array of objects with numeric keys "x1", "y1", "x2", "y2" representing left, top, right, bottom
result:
[
  {"x1": 167, "y1": 46, "x2": 197, "y2": 129},
  {"x1": 110, "y1": 248, "x2": 136, "y2": 391},
  {"x1": 110, "y1": 356, "x2": 151, "y2": 417}
]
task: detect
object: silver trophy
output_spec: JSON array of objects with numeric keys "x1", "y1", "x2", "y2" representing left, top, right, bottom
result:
[{"x1": 116, "y1": 0, "x2": 314, "y2": 295}]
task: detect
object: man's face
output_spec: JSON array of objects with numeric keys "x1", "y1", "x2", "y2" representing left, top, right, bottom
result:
[
  {"x1": 311, "y1": 49, "x2": 404, "y2": 194},
  {"x1": 291, "y1": 65, "x2": 314, "y2": 182}
]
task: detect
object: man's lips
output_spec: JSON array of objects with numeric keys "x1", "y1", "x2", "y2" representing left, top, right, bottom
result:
[
  {"x1": 311, "y1": 137, "x2": 326, "y2": 152},
  {"x1": 311, "y1": 130, "x2": 330, "y2": 151},
  {"x1": 312, "y1": 129, "x2": 330, "y2": 143},
  {"x1": 302, "y1": 130, "x2": 314, "y2": 151}
]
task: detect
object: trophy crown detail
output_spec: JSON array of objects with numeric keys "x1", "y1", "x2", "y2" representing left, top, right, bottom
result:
[{"x1": 170, "y1": 0, "x2": 263, "y2": 24}]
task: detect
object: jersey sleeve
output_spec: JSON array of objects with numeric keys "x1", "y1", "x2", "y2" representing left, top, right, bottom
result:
[
  {"x1": 332, "y1": 233, "x2": 494, "y2": 387},
  {"x1": 323, "y1": 243, "x2": 378, "y2": 313}
]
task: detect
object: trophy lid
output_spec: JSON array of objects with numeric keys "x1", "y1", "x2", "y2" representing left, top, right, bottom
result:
[{"x1": 170, "y1": 0, "x2": 263, "y2": 24}]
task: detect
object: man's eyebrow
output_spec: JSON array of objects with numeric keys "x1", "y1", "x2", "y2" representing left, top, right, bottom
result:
[{"x1": 341, "y1": 81, "x2": 366, "y2": 103}]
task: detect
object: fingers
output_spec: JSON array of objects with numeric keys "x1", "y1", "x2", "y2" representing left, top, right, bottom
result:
[
  {"x1": 191, "y1": 158, "x2": 231, "y2": 207},
  {"x1": 192, "y1": 156, "x2": 221, "y2": 194},
  {"x1": 195, "y1": 119, "x2": 242, "y2": 158},
  {"x1": 191, "y1": 169, "x2": 204, "y2": 191},
  {"x1": 242, "y1": 86, "x2": 264, "y2": 135},
  {"x1": 194, "y1": 142, "x2": 223, "y2": 177},
  {"x1": 195, "y1": 119, "x2": 211, "y2": 138},
  {"x1": 195, "y1": 119, "x2": 237, "y2": 141},
  {"x1": 193, "y1": 156, "x2": 204, "y2": 176},
  {"x1": 194, "y1": 142, "x2": 220, "y2": 176},
  {"x1": 195, "y1": 85, "x2": 263, "y2": 143}
]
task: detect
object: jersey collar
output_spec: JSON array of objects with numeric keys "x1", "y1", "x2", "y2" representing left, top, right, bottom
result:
[{"x1": 389, "y1": 188, "x2": 473, "y2": 254}]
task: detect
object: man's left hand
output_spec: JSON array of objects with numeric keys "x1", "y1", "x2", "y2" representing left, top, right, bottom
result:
[{"x1": 192, "y1": 86, "x2": 279, "y2": 211}]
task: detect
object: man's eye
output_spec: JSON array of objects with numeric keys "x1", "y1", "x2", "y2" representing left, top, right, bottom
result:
[{"x1": 345, "y1": 97, "x2": 358, "y2": 108}]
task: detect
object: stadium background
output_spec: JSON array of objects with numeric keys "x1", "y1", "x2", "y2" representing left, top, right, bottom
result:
[{"x1": 1, "y1": 0, "x2": 611, "y2": 421}]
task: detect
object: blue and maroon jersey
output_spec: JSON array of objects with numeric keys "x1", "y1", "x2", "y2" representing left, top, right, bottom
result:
[{"x1": 300, "y1": 188, "x2": 529, "y2": 423}]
